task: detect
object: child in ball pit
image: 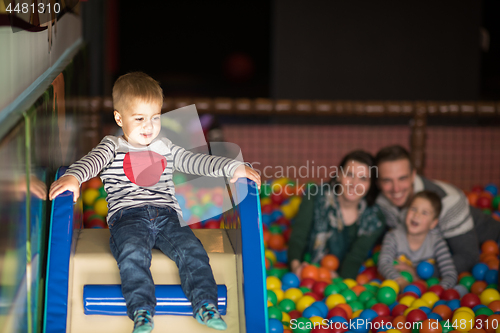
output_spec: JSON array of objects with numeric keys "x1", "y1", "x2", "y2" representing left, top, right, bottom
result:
[
  {"x1": 378, "y1": 190, "x2": 458, "y2": 290},
  {"x1": 49, "y1": 72, "x2": 260, "y2": 333}
]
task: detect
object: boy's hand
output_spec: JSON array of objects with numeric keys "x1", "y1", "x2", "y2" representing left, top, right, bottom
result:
[
  {"x1": 230, "y1": 165, "x2": 261, "y2": 189},
  {"x1": 395, "y1": 276, "x2": 410, "y2": 290},
  {"x1": 49, "y1": 175, "x2": 80, "y2": 202}
]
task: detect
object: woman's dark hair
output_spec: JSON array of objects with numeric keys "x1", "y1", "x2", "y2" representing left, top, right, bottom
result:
[
  {"x1": 331, "y1": 150, "x2": 379, "y2": 206},
  {"x1": 411, "y1": 190, "x2": 442, "y2": 219}
]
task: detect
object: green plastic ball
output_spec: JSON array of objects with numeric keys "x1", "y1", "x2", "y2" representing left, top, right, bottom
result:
[
  {"x1": 299, "y1": 287, "x2": 311, "y2": 294},
  {"x1": 332, "y1": 277, "x2": 343, "y2": 284},
  {"x1": 324, "y1": 284, "x2": 342, "y2": 297},
  {"x1": 303, "y1": 253, "x2": 312, "y2": 263},
  {"x1": 459, "y1": 275, "x2": 476, "y2": 291},
  {"x1": 412, "y1": 321, "x2": 422, "y2": 333},
  {"x1": 267, "y1": 290, "x2": 278, "y2": 306},
  {"x1": 365, "y1": 297, "x2": 378, "y2": 309},
  {"x1": 358, "y1": 290, "x2": 374, "y2": 303},
  {"x1": 341, "y1": 289, "x2": 358, "y2": 303},
  {"x1": 426, "y1": 277, "x2": 440, "y2": 287},
  {"x1": 293, "y1": 317, "x2": 313, "y2": 333},
  {"x1": 268, "y1": 306, "x2": 283, "y2": 321},
  {"x1": 440, "y1": 320, "x2": 453, "y2": 333},
  {"x1": 401, "y1": 271, "x2": 413, "y2": 283},
  {"x1": 363, "y1": 284, "x2": 379, "y2": 294},
  {"x1": 487, "y1": 283, "x2": 498, "y2": 289},
  {"x1": 475, "y1": 307, "x2": 493, "y2": 316},
  {"x1": 493, "y1": 195, "x2": 500, "y2": 210},
  {"x1": 337, "y1": 282, "x2": 348, "y2": 292},
  {"x1": 376, "y1": 286, "x2": 397, "y2": 305},
  {"x1": 348, "y1": 300, "x2": 364, "y2": 312},
  {"x1": 278, "y1": 298, "x2": 296, "y2": 313},
  {"x1": 372, "y1": 252, "x2": 380, "y2": 265}
]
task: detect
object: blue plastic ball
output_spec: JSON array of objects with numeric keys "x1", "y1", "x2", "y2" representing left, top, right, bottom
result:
[
  {"x1": 275, "y1": 249, "x2": 288, "y2": 264},
  {"x1": 472, "y1": 263, "x2": 489, "y2": 281},
  {"x1": 359, "y1": 309, "x2": 378, "y2": 321},
  {"x1": 433, "y1": 300, "x2": 447, "y2": 308},
  {"x1": 473, "y1": 304, "x2": 487, "y2": 312},
  {"x1": 485, "y1": 269, "x2": 499, "y2": 285},
  {"x1": 303, "y1": 305, "x2": 324, "y2": 318},
  {"x1": 485, "y1": 184, "x2": 499, "y2": 197},
  {"x1": 268, "y1": 318, "x2": 284, "y2": 333},
  {"x1": 419, "y1": 306, "x2": 432, "y2": 314},
  {"x1": 281, "y1": 272, "x2": 300, "y2": 290},
  {"x1": 403, "y1": 285, "x2": 422, "y2": 297},
  {"x1": 427, "y1": 313, "x2": 443, "y2": 321},
  {"x1": 312, "y1": 301, "x2": 329, "y2": 318},
  {"x1": 351, "y1": 318, "x2": 369, "y2": 333},
  {"x1": 447, "y1": 299, "x2": 460, "y2": 311},
  {"x1": 330, "y1": 316, "x2": 348, "y2": 324},
  {"x1": 417, "y1": 261, "x2": 435, "y2": 280}
]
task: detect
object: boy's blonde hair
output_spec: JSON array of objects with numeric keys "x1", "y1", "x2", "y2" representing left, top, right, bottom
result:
[{"x1": 112, "y1": 72, "x2": 163, "y2": 113}]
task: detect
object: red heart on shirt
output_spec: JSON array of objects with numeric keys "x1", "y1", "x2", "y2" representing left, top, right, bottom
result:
[{"x1": 123, "y1": 151, "x2": 167, "y2": 187}]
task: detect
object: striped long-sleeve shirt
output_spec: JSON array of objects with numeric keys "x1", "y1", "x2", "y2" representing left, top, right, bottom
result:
[
  {"x1": 378, "y1": 224, "x2": 458, "y2": 289},
  {"x1": 62, "y1": 135, "x2": 245, "y2": 222},
  {"x1": 376, "y1": 175, "x2": 473, "y2": 239}
]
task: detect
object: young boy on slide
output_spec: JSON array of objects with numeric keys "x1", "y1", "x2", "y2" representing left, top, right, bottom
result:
[
  {"x1": 49, "y1": 72, "x2": 260, "y2": 333},
  {"x1": 378, "y1": 190, "x2": 458, "y2": 290}
]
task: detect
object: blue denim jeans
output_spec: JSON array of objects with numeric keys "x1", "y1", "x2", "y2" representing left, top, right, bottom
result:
[{"x1": 108, "y1": 205, "x2": 218, "y2": 319}]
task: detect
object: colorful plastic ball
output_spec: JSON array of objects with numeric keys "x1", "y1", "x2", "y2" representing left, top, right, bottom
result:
[
  {"x1": 328, "y1": 307, "x2": 348, "y2": 320},
  {"x1": 269, "y1": 318, "x2": 285, "y2": 333},
  {"x1": 376, "y1": 287, "x2": 397, "y2": 305},
  {"x1": 381, "y1": 280, "x2": 400, "y2": 294},
  {"x1": 324, "y1": 284, "x2": 342, "y2": 297},
  {"x1": 421, "y1": 292, "x2": 440, "y2": 307},
  {"x1": 321, "y1": 254, "x2": 340, "y2": 271},
  {"x1": 399, "y1": 295, "x2": 417, "y2": 307},
  {"x1": 336, "y1": 304, "x2": 353, "y2": 320},
  {"x1": 480, "y1": 289, "x2": 500, "y2": 305},
  {"x1": 461, "y1": 293, "x2": 481, "y2": 308},
  {"x1": 348, "y1": 301, "x2": 364, "y2": 313},
  {"x1": 365, "y1": 298, "x2": 378, "y2": 309},
  {"x1": 359, "y1": 308, "x2": 378, "y2": 321},
  {"x1": 453, "y1": 284, "x2": 469, "y2": 298},
  {"x1": 351, "y1": 318, "x2": 369, "y2": 333},
  {"x1": 420, "y1": 319, "x2": 442, "y2": 333},
  {"x1": 403, "y1": 285, "x2": 422, "y2": 297},
  {"x1": 413, "y1": 280, "x2": 429, "y2": 294},
  {"x1": 476, "y1": 307, "x2": 494, "y2": 317},
  {"x1": 268, "y1": 276, "x2": 283, "y2": 290},
  {"x1": 427, "y1": 313, "x2": 443, "y2": 321},
  {"x1": 440, "y1": 289, "x2": 460, "y2": 301},
  {"x1": 433, "y1": 300, "x2": 447, "y2": 307},
  {"x1": 279, "y1": 298, "x2": 296, "y2": 313},
  {"x1": 474, "y1": 263, "x2": 491, "y2": 281},
  {"x1": 432, "y1": 304, "x2": 452, "y2": 321},
  {"x1": 284, "y1": 288, "x2": 303, "y2": 302},
  {"x1": 451, "y1": 310, "x2": 474, "y2": 331},
  {"x1": 282, "y1": 272, "x2": 301, "y2": 290},
  {"x1": 485, "y1": 270, "x2": 499, "y2": 285},
  {"x1": 488, "y1": 300, "x2": 500, "y2": 312},
  {"x1": 268, "y1": 290, "x2": 279, "y2": 306},
  {"x1": 417, "y1": 262, "x2": 435, "y2": 280},
  {"x1": 325, "y1": 294, "x2": 347, "y2": 309},
  {"x1": 485, "y1": 184, "x2": 499, "y2": 196},
  {"x1": 392, "y1": 304, "x2": 408, "y2": 317},
  {"x1": 426, "y1": 277, "x2": 440, "y2": 287},
  {"x1": 300, "y1": 278, "x2": 316, "y2": 290},
  {"x1": 358, "y1": 291, "x2": 374, "y2": 304},
  {"x1": 297, "y1": 295, "x2": 317, "y2": 313},
  {"x1": 446, "y1": 299, "x2": 460, "y2": 311},
  {"x1": 301, "y1": 265, "x2": 319, "y2": 281},
  {"x1": 83, "y1": 188, "x2": 100, "y2": 206},
  {"x1": 341, "y1": 289, "x2": 358, "y2": 303},
  {"x1": 303, "y1": 305, "x2": 324, "y2": 319},
  {"x1": 86, "y1": 216, "x2": 107, "y2": 228},
  {"x1": 292, "y1": 317, "x2": 313, "y2": 333},
  {"x1": 344, "y1": 279, "x2": 358, "y2": 289},
  {"x1": 372, "y1": 303, "x2": 391, "y2": 317},
  {"x1": 311, "y1": 301, "x2": 329, "y2": 318},
  {"x1": 269, "y1": 306, "x2": 284, "y2": 321},
  {"x1": 419, "y1": 306, "x2": 432, "y2": 314},
  {"x1": 406, "y1": 309, "x2": 427, "y2": 323}
]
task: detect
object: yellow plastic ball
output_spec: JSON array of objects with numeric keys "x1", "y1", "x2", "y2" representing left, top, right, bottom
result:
[
  {"x1": 267, "y1": 276, "x2": 282, "y2": 290},
  {"x1": 261, "y1": 197, "x2": 272, "y2": 206},
  {"x1": 343, "y1": 278, "x2": 357, "y2": 289},
  {"x1": 94, "y1": 198, "x2": 108, "y2": 217},
  {"x1": 411, "y1": 299, "x2": 430, "y2": 309},
  {"x1": 451, "y1": 310, "x2": 474, "y2": 331},
  {"x1": 290, "y1": 196, "x2": 302, "y2": 208},
  {"x1": 265, "y1": 250, "x2": 277, "y2": 264},
  {"x1": 352, "y1": 309, "x2": 363, "y2": 318},
  {"x1": 421, "y1": 292, "x2": 440, "y2": 307},
  {"x1": 282, "y1": 311, "x2": 291, "y2": 324},
  {"x1": 369, "y1": 281, "x2": 380, "y2": 287},
  {"x1": 480, "y1": 289, "x2": 500, "y2": 306},
  {"x1": 83, "y1": 188, "x2": 99, "y2": 206},
  {"x1": 364, "y1": 258, "x2": 375, "y2": 268},
  {"x1": 403, "y1": 307, "x2": 416, "y2": 316},
  {"x1": 284, "y1": 288, "x2": 303, "y2": 302},
  {"x1": 454, "y1": 306, "x2": 474, "y2": 317},
  {"x1": 296, "y1": 295, "x2": 316, "y2": 313},
  {"x1": 310, "y1": 316, "x2": 325, "y2": 325},
  {"x1": 325, "y1": 294, "x2": 346, "y2": 309},
  {"x1": 399, "y1": 296, "x2": 416, "y2": 307},
  {"x1": 273, "y1": 288, "x2": 284, "y2": 303},
  {"x1": 268, "y1": 300, "x2": 273, "y2": 307},
  {"x1": 381, "y1": 280, "x2": 400, "y2": 294}
]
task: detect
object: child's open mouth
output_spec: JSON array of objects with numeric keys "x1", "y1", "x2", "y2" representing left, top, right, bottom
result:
[{"x1": 410, "y1": 220, "x2": 419, "y2": 227}]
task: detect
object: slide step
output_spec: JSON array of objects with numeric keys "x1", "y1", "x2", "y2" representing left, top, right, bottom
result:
[{"x1": 83, "y1": 285, "x2": 227, "y2": 316}]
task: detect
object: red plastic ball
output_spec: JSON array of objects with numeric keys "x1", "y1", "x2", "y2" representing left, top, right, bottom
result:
[
  {"x1": 327, "y1": 307, "x2": 348, "y2": 320},
  {"x1": 371, "y1": 303, "x2": 391, "y2": 317},
  {"x1": 429, "y1": 285, "x2": 444, "y2": 298},
  {"x1": 392, "y1": 304, "x2": 408, "y2": 317},
  {"x1": 371, "y1": 316, "x2": 393, "y2": 333},
  {"x1": 440, "y1": 288, "x2": 460, "y2": 300},
  {"x1": 460, "y1": 293, "x2": 481, "y2": 308},
  {"x1": 477, "y1": 196, "x2": 492, "y2": 209},
  {"x1": 406, "y1": 309, "x2": 428, "y2": 323},
  {"x1": 412, "y1": 280, "x2": 428, "y2": 294},
  {"x1": 288, "y1": 310, "x2": 301, "y2": 320},
  {"x1": 300, "y1": 278, "x2": 316, "y2": 289},
  {"x1": 204, "y1": 220, "x2": 221, "y2": 229},
  {"x1": 363, "y1": 266, "x2": 378, "y2": 280},
  {"x1": 312, "y1": 281, "x2": 329, "y2": 298},
  {"x1": 304, "y1": 291, "x2": 322, "y2": 301}
]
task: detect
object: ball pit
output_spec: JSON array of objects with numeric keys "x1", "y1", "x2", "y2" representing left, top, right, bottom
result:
[{"x1": 261, "y1": 179, "x2": 500, "y2": 333}]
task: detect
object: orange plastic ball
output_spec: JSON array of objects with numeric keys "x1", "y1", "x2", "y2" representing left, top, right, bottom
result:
[
  {"x1": 488, "y1": 300, "x2": 500, "y2": 312},
  {"x1": 421, "y1": 319, "x2": 442, "y2": 333},
  {"x1": 481, "y1": 253, "x2": 498, "y2": 264},
  {"x1": 351, "y1": 285, "x2": 366, "y2": 296},
  {"x1": 320, "y1": 254, "x2": 339, "y2": 271},
  {"x1": 458, "y1": 272, "x2": 472, "y2": 280},
  {"x1": 356, "y1": 273, "x2": 370, "y2": 285},
  {"x1": 317, "y1": 267, "x2": 331, "y2": 281},
  {"x1": 482, "y1": 240, "x2": 500, "y2": 256},
  {"x1": 392, "y1": 315, "x2": 411, "y2": 333},
  {"x1": 468, "y1": 192, "x2": 479, "y2": 206},
  {"x1": 336, "y1": 303, "x2": 353, "y2": 319},
  {"x1": 301, "y1": 265, "x2": 319, "y2": 280},
  {"x1": 470, "y1": 329, "x2": 486, "y2": 333},
  {"x1": 87, "y1": 177, "x2": 102, "y2": 189},
  {"x1": 486, "y1": 258, "x2": 500, "y2": 270},
  {"x1": 471, "y1": 281, "x2": 489, "y2": 295},
  {"x1": 268, "y1": 234, "x2": 285, "y2": 251},
  {"x1": 263, "y1": 230, "x2": 270, "y2": 247},
  {"x1": 432, "y1": 304, "x2": 452, "y2": 321}
]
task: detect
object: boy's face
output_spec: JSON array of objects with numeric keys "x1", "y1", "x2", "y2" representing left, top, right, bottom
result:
[
  {"x1": 405, "y1": 197, "x2": 439, "y2": 236},
  {"x1": 114, "y1": 101, "x2": 161, "y2": 147}
]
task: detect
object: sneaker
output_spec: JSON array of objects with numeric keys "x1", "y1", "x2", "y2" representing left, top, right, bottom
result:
[
  {"x1": 132, "y1": 309, "x2": 154, "y2": 333},
  {"x1": 195, "y1": 303, "x2": 227, "y2": 330}
]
